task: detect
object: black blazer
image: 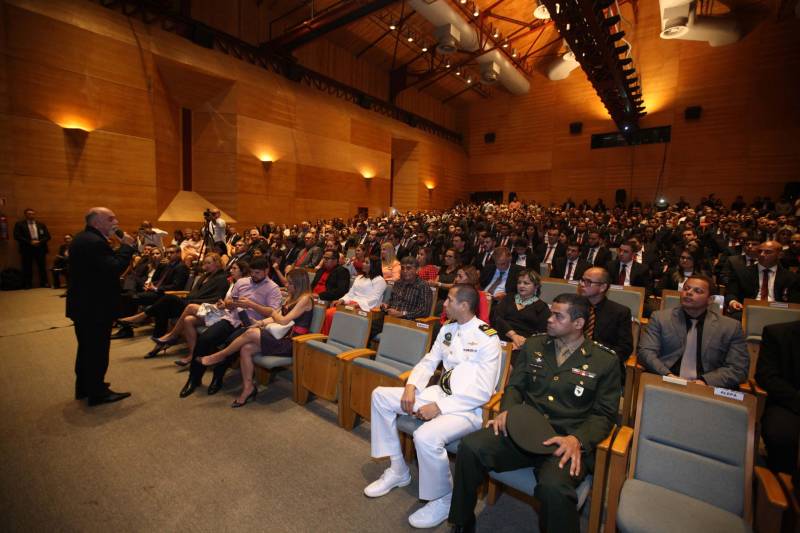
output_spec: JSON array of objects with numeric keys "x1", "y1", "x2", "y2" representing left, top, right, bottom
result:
[
  {"x1": 511, "y1": 248, "x2": 538, "y2": 270},
  {"x1": 13, "y1": 219, "x2": 51, "y2": 253},
  {"x1": 492, "y1": 298, "x2": 550, "y2": 340},
  {"x1": 311, "y1": 266, "x2": 350, "y2": 301},
  {"x1": 581, "y1": 246, "x2": 611, "y2": 268},
  {"x1": 66, "y1": 226, "x2": 135, "y2": 322},
  {"x1": 549, "y1": 257, "x2": 591, "y2": 281},
  {"x1": 755, "y1": 321, "x2": 800, "y2": 414},
  {"x1": 156, "y1": 261, "x2": 190, "y2": 292},
  {"x1": 592, "y1": 297, "x2": 634, "y2": 366},
  {"x1": 533, "y1": 242, "x2": 566, "y2": 265},
  {"x1": 606, "y1": 259, "x2": 651, "y2": 290},
  {"x1": 473, "y1": 250, "x2": 495, "y2": 271},
  {"x1": 187, "y1": 269, "x2": 230, "y2": 304},
  {"x1": 480, "y1": 264, "x2": 524, "y2": 297},
  {"x1": 725, "y1": 264, "x2": 800, "y2": 305}
]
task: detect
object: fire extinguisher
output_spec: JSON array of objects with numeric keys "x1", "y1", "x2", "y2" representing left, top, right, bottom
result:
[{"x1": 0, "y1": 214, "x2": 8, "y2": 240}]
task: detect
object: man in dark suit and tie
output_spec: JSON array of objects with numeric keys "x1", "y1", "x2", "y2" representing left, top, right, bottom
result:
[
  {"x1": 581, "y1": 231, "x2": 611, "y2": 267},
  {"x1": 67, "y1": 207, "x2": 136, "y2": 406},
  {"x1": 755, "y1": 320, "x2": 800, "y2": 473},
  {"x1": 606, "y1": 240, "x2": 651, "y2": 290},
  {"x1": 534, "y1": 228, "x2": 566, "y2": 268},
  {"x1": 638, "y1": 274, "x2": 748, "y2": 389},
  {"x1": 726, "y1": 240, "x2": 800, "y2": 319},
  {"x1": 473, "y1": 234, "x2": 496, "y2": 272},
  {"x1": 479, "y1": 247, "x2": 522, "y2": 302},
  {"x1": 13, "y1": 208, "x2": 51, "y2": 288},
  {"x1": 718, "y1": 233, "x2": 761, "y2": 286},
  {"x1": 550, "y1": 242, "x2": 590, "y2": 282},
  {"x1": 577, "y1": 267, "x2": 634, "y2": 371}
]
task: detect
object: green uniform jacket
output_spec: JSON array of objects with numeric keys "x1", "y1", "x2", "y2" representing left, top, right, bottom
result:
[{"x1": 500, "y1": 334, "x2": 621, "y2": 454}]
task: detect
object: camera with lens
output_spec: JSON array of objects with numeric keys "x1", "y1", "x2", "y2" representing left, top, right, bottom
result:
[{"x1": 203, "y1": 208, "x2": 214, "y2": 220}]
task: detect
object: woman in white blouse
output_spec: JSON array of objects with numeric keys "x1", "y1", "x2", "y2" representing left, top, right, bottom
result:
[{"x1": 320, "y1": 254, "x2": 387, "y2": 334}]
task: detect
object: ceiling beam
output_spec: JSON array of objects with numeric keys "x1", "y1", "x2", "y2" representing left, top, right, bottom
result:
[{"x1": 266, "y1": 0, "x2": 399, "y2": 51}]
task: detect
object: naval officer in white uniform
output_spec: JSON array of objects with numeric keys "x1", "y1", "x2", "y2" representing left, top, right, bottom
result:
[{"x1": 364, "y1": 284, "x2": 502, "y2": 528}]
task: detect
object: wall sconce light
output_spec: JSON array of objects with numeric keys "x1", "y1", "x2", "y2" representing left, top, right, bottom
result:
[
  {"x1": 425, "y1": 182, "x2": 436, "y2": 191},
  {"x1": 361, "y1": 169, "x2": 376, "y2": 179},
  {"x1": 259, "y1": 154, "x2": 275, "y2": 171},
  {"x1": 62, "y1": 126, "x2": 89, "y2": 147}
]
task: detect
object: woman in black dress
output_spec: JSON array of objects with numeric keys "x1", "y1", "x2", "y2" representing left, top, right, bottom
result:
[
  {"x1": 491, "y1": 269, "x2": 550, "y2": 351},
  {"x1": 199, "y1": 268, "x2": 313, "y2": 407}
]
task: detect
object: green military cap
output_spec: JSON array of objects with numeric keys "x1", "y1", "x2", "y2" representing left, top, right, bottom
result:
[{"x1": 506, "y1": 403, "x2": 558, "y2": 454}]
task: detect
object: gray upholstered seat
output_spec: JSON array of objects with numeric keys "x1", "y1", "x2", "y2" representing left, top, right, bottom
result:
[
  {"x1": 309, "y1": 304, "x2": 325, "y2": 334},
  {"x1": 306, "y1": 338, "x2": 352, "y2": 356},
  {"x1": 353, "y1": 321, "x2": 429, "y2": 378},
  {"x1": 308, "y1": 311, "x2": 371, "y2": 356},
  {"x1": 253, "y1": 354, "x2": 292, "y2": 370},
  {"x1": 617, "y1": 479, "x2": 750, "y2": 533},
  {"x1": 539, "y1": 278, "x2": 577, "y2": 304},
  {"x1": 616, "y1": 383, "x2": 751, "y2": 532},
  {"x1": 488, "y1": 469, "x2": 593, "y2": 509},
  {"x1": 607, "y1": 287, "x2": 644, "y2": 321},
  {"x1": 742, "y1": 303, "x2": 800, "y2": 342}
]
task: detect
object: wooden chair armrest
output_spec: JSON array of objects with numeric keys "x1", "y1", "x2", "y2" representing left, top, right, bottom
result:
[
  {"x1": 611, "y1": 425, "x2": 634, "y2": 457},
  {"x1": 293, "y1": 333, "x2": 328, "y2": 344},
  {"x1": 739, "y1": 381, "x2": 753, "y2": 394},
  {"x1": 755, "y1": 466, "x2": 788, "y2": 510},
  {"x1": 624, "y1": 354, "x2": 638, "y2": 369},
  {"x1": 164, "y1": 290, "x2": 189, "y2": 297},
  {"x1": 416, "y1": 316, "x2": 441, "y2": 325},
  {"x1": 398, "y1": 370, "x2": 412, "y2": 382},
  {"x1": 749, "y1": 379, "x2": 767, "y2": 396},
  {"x1": 338, "y1": 349, "x2": 377, "y2": 361},
  {"x1": 597, "y1": 426, "x2": 616, "y2": 453},
  {"x1": 481, "y1": 392, "x2": 504, "y2": 423}
]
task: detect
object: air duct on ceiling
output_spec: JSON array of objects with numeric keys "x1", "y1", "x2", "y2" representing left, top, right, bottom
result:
[
  {"x1": 434, "y1": 24, "x2": 461, "y2": 54},
  {"x1": 408, "y1": 0, "x2": 530, "y2": 95},
  {"x1": 480, "y1": 61, "x2": 500, "y2": 84},
  {"x1": 659, "y1": 0, "x2": 740, "y2": 47},
  {"x1": 546, "y1": 41, "x2": 581, "y2": 80}
]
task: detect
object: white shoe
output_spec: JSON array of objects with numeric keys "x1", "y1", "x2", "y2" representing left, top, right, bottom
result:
[
  {"x1": 364, "y1": 467, "x2": 412, "y2": 498},
  {"x1": 408, "y1": 494, "x2": 451, "y2": 528}
]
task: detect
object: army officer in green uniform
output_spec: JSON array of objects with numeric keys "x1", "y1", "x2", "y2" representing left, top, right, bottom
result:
[{"x1": 448, "y1": 293, "x2": 621, "y2": 533}]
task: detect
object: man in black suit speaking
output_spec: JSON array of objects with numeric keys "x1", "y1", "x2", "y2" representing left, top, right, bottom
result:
[{"x1": 67, "y1": 207, "x2": 136, "y2": 406}]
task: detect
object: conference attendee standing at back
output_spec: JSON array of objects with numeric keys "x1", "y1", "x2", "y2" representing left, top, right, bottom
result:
[
  {"x1": 638, "y1": 274, "x2": 748, "y2": 389},
  {"x1": 67, "y1": 207, "x2": 136, "y2": 406},
  {"x1": 13, "y1": 208, "x2": 51, "y2": 288}
]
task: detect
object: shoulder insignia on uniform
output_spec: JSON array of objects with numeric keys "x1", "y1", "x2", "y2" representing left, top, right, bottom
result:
[
  {"x1": 591, "y1": 340, "x2": 617, "y2": 355},
  {"x1": 529, "y1": 333, "x2": 547, "y2": 337},
  {"x1": 479, "y1": 324, "x2": 498, "y2": 336}
]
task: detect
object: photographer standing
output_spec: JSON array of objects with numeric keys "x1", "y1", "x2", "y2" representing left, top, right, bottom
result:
[
  {"x1": 205, "y1": 208, "x2": 226, "y2": 248},
  {"x1": 67, "y1": 207, "x2": 136, "y2": 406}
]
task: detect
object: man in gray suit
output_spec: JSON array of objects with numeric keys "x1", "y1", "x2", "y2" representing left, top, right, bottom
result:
[{"x1": 638, "y1": 274, "x2": 748, "y2": 389}]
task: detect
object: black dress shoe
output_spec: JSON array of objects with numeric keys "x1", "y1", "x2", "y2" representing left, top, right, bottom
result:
[
  {"x1": 110, "y1": 326, "x2": 134, "y2": 339},
  {"x1": 88, "y1": 390, "x2": 131, "y2": 406},
  {"x1": 179, "y1": 379, "x2": 198, "y2": 398},
  {"x1": 76, "y1": 382, "x2": 111, "y2": 400},
  {"x1": 207, "y1": 376, "x2": 224, "y2": 395}
]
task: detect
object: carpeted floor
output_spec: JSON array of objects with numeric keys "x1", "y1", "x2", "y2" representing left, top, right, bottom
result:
[{"x1": 0, "y1": 289, "x2": 582, "y2": 532}]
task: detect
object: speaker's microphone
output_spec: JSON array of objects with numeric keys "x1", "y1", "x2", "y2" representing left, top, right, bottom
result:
[{"x1": 113, "y1": 227, "x2": 125, "y2": 239}]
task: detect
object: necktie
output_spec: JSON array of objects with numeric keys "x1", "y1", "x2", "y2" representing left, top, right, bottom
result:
[
  {"x1": 617, "y1": 264, "x2": 627, "y2": 285},
  {"x1": 565, "y1": 261, "x2": 574, "y2": 281},
  {"x1": 760, "y1": 268, "x2": 770, "y2": 300},
  {"x1": 544, "y1": 245, "x2": 555, "y2": 264},
  {"x1": 587, "y1": 248, "x2": 596, "y2": 264},
  {"x1": 556, "y1": 345, "x2": 572, "y2": 367},
  {"x1": 679, "y1": 319, "x2": 699, "y2": 380},
  {"x1": 586, "y1": 305, "x2": 596, "y2": 339},
  {"x1": 486, "y1": 270, "x2": 507, "y2": 295}
]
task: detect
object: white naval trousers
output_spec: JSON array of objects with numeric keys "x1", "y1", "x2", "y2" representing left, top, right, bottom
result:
[{"x1": 370, "y1": 385, "x2": 482, "y2": 501}]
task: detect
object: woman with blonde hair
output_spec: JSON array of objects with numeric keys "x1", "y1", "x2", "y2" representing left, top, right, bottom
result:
[
  {"x1": 380, "y1": 241, "x2": 401, "y2": 282},
  {"x1": 199, "y1": 268, "x2": 314, "y2": 407}
]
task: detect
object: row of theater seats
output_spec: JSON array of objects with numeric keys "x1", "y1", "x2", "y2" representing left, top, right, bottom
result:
[{"x1": 242, "y1": 268, "x2": 800, "y2": 532}]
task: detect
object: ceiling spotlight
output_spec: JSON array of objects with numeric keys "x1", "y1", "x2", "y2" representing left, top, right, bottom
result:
[
  {"x1": 421, "y1": 44, "x2": 429, "y2": 52},
  {"x1": 502, "y1": 40, "x2": 509, "y2": 48},
  {"x1": 511, "y1": 48, "x2": 518, "y2": 58},
  {"x1": 445, "y1": 61, "x2": 451, "y2": 68},
  {"x1": 389, "y1": 22, "x2": 397, "y2": 30},
  {"x1": 473, "y1": 7, "x2": 479, "y2": 17},
  {"x1": 622, "y1": 125, "x2": 630, "y2": 131},
  {"x1": 492, "y1": 28, "x2": 500, "y2": 39},
  {"x1": 466, "y1": 77, "x2": 472, "y2": 84},
  {"x1": 460, "y1": 0, "x2": 467, "y2": 3},
  {"x1": 455, "y1": 70, "x2": 461, "y2": 76},
  {"x1": 407, "y1": 35, "x2": 414, "y2": 42}
]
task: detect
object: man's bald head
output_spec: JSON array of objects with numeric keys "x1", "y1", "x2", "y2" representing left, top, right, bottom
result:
[
  {"x1": 85, "y1": 207, "x2": 118, "y2": 237},
  {"x1": 758, "y1": 240, "x2": 782, "y2": 269}
]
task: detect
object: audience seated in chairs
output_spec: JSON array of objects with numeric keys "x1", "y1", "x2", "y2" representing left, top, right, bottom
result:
[
  {"x1": 656, "y1": 245, "x2": 711, "y2": 295},
  {"x1": 432, "y1": 248, "x2": 461, "y2": 314},
  {"x1": 179, "y1": 257, "x2": 282, "y2": 398},
  {"x1": 576, "y1": 267, "x2": 634, "y2": 371},
  {"x1": 550, "y1": 241, "x2": 591, "y2": 282},
  {"x1": 321, "y1": 254, "x2": 386, "y2": 335},
  {"x1": 755, "y1": 319, "x2": 800, "y2": 473},
  {"x1": 448, "y1": 293, "x2": 621, "y2": 533},
  {"x1": 370, "y1": 256, "x2": 432, "y2": 339},
  {"x1": 197, "y1": 269, "x2": 314, "y2": 407},
  {"x1": 157, "y1": 261, "x2": 249, "y2": 367},
  {"x1": 344, "y1": 244, "x2": 367, "y2": 277},
  {"x1": 114, "y1": 246, "x2": 190, "y2": 338},
  {"x1": 51, "y1": 233, "x2": 72, "y2": 289},
  {"x1": 363, "y1": 284, "x2": 501, "y2": 529},
  {"x1": 380, "y1": 241, "x2": 401, "y2": 282},
  {"x1": 310, "y1": 250, "x2": 350, "y2": 302},
  {"x1": 638, "y1": 274, "x2": 749, "y2": 388},
  {"x1": 480, "y1": 247, "x2": 522, "y2": 303},
  {"x1": 491, "y1": 269, "x2": 550, "y2": 353},
  {"x1": 439, "y1": 265, "x2": 489, "y2": 325},
  {"x1": 415, "y1": 246, "x2": 439, "y2": 282},
  {"x1": 137, "y1": 253, "x2": 231, "y2": 358}
]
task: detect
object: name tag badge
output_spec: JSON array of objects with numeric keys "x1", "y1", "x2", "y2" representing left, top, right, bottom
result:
[
  {"x1": 574, "y1": 385, "x2": 584, "y2": 397},
  {"x1": 714, "y1": 388, "x2": 744, "y2": 402}
]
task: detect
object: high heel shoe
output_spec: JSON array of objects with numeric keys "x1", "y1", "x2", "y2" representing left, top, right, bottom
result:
[
  {"x1": 144, "y1": 341, "x2": 169, "y2": 359},
  {"x1": 231, "y1": 387, "x2": 258, "y2": 408}
]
